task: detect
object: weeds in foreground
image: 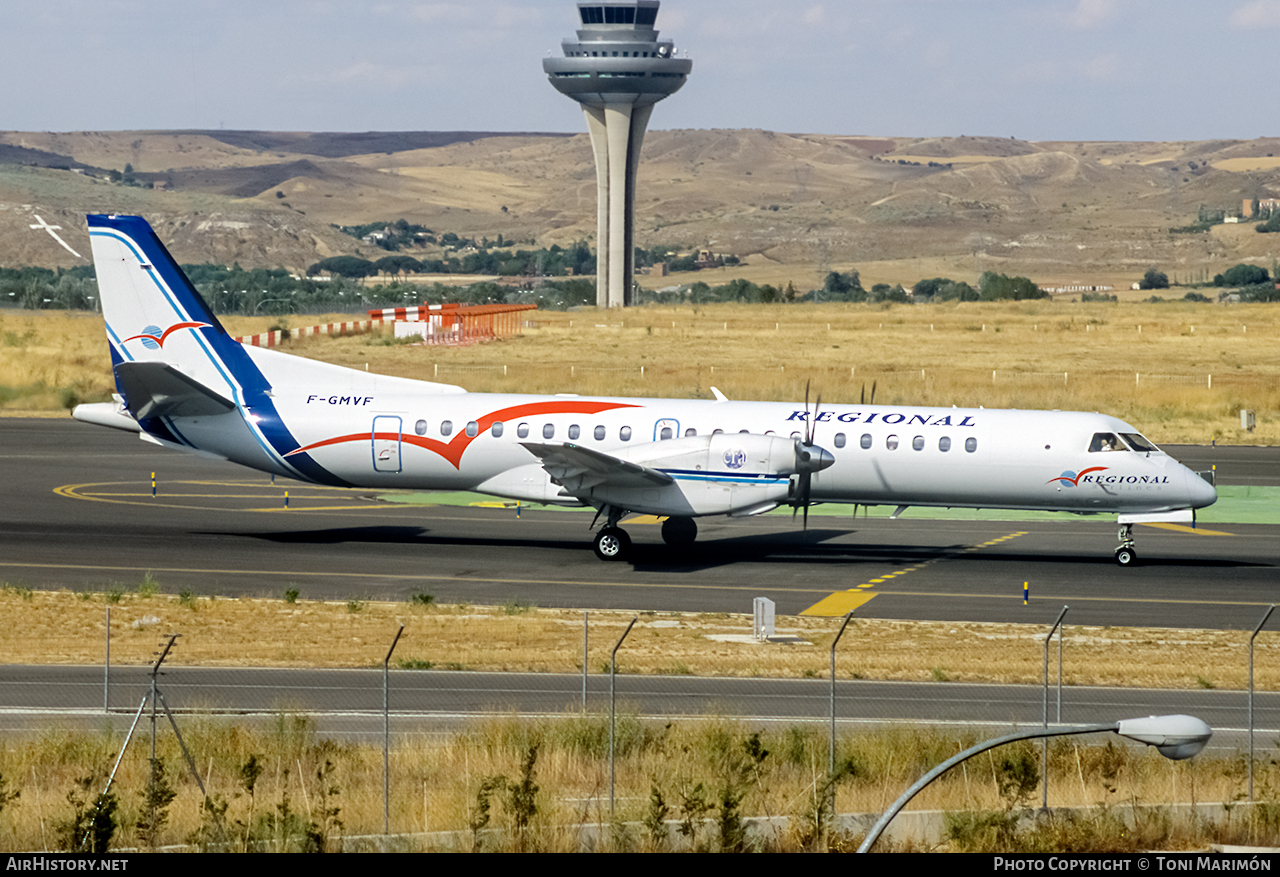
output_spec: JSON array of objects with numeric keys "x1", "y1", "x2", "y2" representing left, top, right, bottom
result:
[
  {"x1": 56, "y1": 776, "x2": 117, "y2": 853},
  {"x1": 135, "y1": 572, "x2": 160, "y2": 598},
  {"x1": 3, "y1": 716, "x2": 1280, "y2": 852}
]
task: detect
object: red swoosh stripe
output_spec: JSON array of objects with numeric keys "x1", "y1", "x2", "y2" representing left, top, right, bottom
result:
[
  {"x1": 1047, "y1": 466, "x2": 1108, "y2": 486},
  {"x1": 286, "y1": 399, "x2": 641, "y2": 469},
  {"x1": 123, "y1": 322, "x2": 211, "y2": 347}
]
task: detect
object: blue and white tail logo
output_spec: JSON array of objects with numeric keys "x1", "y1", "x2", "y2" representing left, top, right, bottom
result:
[
  {"x1": 88, "y1": 214, "x2": 343, "y2": 485},
  {"x1": 125, "y1": 322, "x2": 212, "y2": 351}
]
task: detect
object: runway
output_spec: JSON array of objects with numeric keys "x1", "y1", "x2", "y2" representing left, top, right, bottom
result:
[
  {"x1": 0, "y1": 664, "x2": 1270, "y2": 754},
  {"x1": 1, "y1": 418, "x2": 1277, "y2": 630}
]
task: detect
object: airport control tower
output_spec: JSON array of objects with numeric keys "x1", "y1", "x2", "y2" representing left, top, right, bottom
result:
[{"x1": 544, "y1": 2, "x2": 691, "y2": 308}]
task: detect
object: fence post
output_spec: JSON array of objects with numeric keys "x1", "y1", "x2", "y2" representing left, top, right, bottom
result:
[
  {"x1": 830, "y1": 612, "x2": 854, "y2": 777},
  {"x1": 610, "y1": 617, "x2": 638, "y2": 814},
  {"x1": 384, "y1": 624, "x2": 404, "y2": 841},
  {"x1": 1043, "y1": 605, "x2": 1068, "y2": 810},
  {"x1": 1250, "y1": 605, "x2": 1275, "y2": 801},
  {"x1": 104, "y1": 607, "x2": 110, "y2": 713}
]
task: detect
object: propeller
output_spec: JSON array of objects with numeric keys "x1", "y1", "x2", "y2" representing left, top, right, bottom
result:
[{"x1": 792, "y1": 381, "x2": 835, "y2": 530}]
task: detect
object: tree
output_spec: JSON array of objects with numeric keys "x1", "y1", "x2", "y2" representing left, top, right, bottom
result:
[
  {"x1": 1138, "y1": 269, "x2": 1169, "y2": 290},
  {"x1": 373, "y1": 255, "x2": 422, "y2": 278},
  {"x1": 978, "y1": 271, "x2": 1046, "y2": 301},
  {"x1": 307, "y1": 256, "x2": 376, "y2": 279},
  {"x1": 1214, "y1": 263, "x2": 1270, "y2": 287},
  {"x1": 817, "y1": 270, "x2": 864, "y2": 302}
]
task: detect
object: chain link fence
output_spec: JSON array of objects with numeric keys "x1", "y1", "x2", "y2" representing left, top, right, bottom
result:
[{"x1": 2, "y1": 592, "x2": 1279, "y2": 851}]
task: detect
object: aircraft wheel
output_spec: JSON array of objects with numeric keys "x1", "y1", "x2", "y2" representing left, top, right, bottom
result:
[
  {"x1": 1114, "y1": 546, "x2": 1137, "y2": 567},
  {"x1": 661, "y1": 516, "x2": 698, "y2": 547},
  {"x1": 594, "y1": 527, "x2": 631, "y2": 561}
]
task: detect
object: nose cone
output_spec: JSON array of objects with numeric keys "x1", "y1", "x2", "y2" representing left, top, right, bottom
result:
[
  {"x1": 798, "y1": 444, "x2": 836, "y2": 474},
  {"x1": 1185, "y1": 468, "x2": 1217, "y2": 509}
]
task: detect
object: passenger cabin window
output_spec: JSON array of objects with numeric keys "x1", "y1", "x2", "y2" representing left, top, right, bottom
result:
[
  {"x1": 1089, "y1": 432, "x2": 1127, "y2": 453},
  {"x1": 834, "y1": 433, "x2": 846, "y2": 449},
  {"x1": 712, "y1": 429, "x2": 723, "y2": 435},
  {"x1": 414, "y1": 420, "x2": 428, "y2": 436},
  {"x1": 620, "y1": 426, "x2": 631, "y2": 442},
  {"x1": 860, "y1": 434, "x2": 872, "y2": 450},
  {"x1": 465, "y1": 421, "x2": 479, "y2": 437},
  {"x1": 912, "y1": 436, "x2": 925, "y2": 451},
  {"x1": 965, "y1": 437, "x2": 978, "y2": 453},
  {"x1": 685, "y1": 428, "x2": 697, "y2": 437},
  {"x1": 938, "y1": 436, "x2": 951, "y2": 452},
  {"x1": 517, "y1": 423, "x2": 529, "y2": 439},
  {"x1": 440, "y1": 420, "x2": 453, "y2": 437},
  {"x1": 543, "y1": 423, "x2": 555, "y2": 440},
  {"x1": 491, "y1": 422, "x2": 504, "y2": 438},
  {"x1": 568, "y1": 424, "x2": 581, "y2": 440},
  {"x1": 660, "y1": 427, "x2": 673, "y2": 440},
  {"x1": 594, "y1": 425, "x2": 606, "y2": 441},
  {"x1": 1121, "y1": 433, "x2": 1159, "y2": 452},
  {"x1": 886, "y1": 435, "x2": 899, "y2": 451}
]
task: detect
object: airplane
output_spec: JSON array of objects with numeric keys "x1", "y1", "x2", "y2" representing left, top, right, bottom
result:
[{"x1": 72, "y1": 214, "x2": 1217, "y2": 566}]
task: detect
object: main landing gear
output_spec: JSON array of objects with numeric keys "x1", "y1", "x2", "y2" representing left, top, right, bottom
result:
[
  {"x1": 1115, "y1": 524, "x2": 1137, "y2": 566},
  {"x1": 593, "y1": 506, "x2": 632, "y2": 561},
  {"x1": 661, "y1": 516, "x2": 697, "y2": 548},
  {"x1": 593, "y1": 526, "x2": 631, "y2": 561},
  {"x1": 591, "y1": 510, "x2": 699, "y2": 560}
]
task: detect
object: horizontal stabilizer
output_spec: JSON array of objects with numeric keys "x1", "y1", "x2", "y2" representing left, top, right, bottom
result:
[
  {"x1": 521, "y1": 442, "x2": 674, "y2": 493},
  {"x1": 71, "y1": 399, "x2": 141, "y2": 433},
  {"x1": 114, "y1": 361, "x2": 237, "y2": 421}
]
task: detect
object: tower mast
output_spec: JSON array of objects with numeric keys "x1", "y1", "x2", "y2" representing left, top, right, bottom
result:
[{"x1": 544, "y1": 2, "x2": 691, "y2": 308}]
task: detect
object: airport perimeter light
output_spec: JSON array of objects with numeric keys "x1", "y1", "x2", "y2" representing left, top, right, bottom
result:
[
  {"x1": 857, "y1": 714, "x2": 1213, "y2": 853},
  {"x1": 544, "y1": 1, "x2": 691, "y2": 308}
]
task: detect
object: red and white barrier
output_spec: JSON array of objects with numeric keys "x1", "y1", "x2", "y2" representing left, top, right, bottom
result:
[{"x1": 235, "y1": 319, "x2": 377, "y2": 348}]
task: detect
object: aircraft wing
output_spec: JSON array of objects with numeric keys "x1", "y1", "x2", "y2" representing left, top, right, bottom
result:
[
  {"x1": 113, "y1": 361, "x2": 237, "y2": 421},
  {"x1": 520, "y1": 442, "x2": 674, "y2": 493}
]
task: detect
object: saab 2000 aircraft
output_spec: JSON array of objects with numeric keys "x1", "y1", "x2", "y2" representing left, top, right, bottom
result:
[{"x1": 72, "y1": 214, "x2": 1217, "y2": 565}]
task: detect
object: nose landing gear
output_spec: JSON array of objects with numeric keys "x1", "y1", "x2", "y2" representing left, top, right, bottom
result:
[
  {"x1": 593, "y1": 505, "x2": 632, "y2": 561},
  {"x1": 1115, "y1": 524, "x2": 1137, "y2": 566}
]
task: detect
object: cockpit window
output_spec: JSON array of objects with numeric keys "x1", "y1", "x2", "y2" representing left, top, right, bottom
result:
[
  {"x1": 1120, "y1": 433, "x2": 1159, "y2": 453},
  {"x1": 1088, "y1": 432, "x2": 1127, "y2": 453}
]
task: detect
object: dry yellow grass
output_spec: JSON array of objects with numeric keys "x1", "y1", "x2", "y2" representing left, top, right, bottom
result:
[
  {"x1": 3, "y1": 589, "x2": 1278, "y2": 692},
  {"x1": 5, "y1": 301, "x2": 1280, "y2": 445},
  {"x1": 1212, "y1": 157, "x2": 1280, "y2": 173},
  {"x1": 3, "y1": 710, "x2": 1273, "y2": 852}
]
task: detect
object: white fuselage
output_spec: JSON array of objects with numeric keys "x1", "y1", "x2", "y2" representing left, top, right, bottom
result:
[{"x1": 161, "y1": 346, "x2": 1213, "y2": 519}]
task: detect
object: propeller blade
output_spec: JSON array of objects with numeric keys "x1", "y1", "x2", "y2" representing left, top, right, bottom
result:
[
  {"x1": 860, "y1": 383, "x2": 865, "y2": 405},
  {"x1": 870, "y1": 380, "x2": 877, "y2": 405},
  {"x1": 803, "y1": 380, "x2": 814, "y2": 446}
]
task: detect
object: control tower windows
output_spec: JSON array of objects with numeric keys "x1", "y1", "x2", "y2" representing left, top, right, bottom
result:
[{"x1": 579, "y1": 5, "x2": 657, "y2": 26}]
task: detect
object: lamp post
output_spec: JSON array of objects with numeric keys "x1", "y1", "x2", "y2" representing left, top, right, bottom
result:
[{"x1": 857, "y1": 714, "x2": 1213, "y2": 853}]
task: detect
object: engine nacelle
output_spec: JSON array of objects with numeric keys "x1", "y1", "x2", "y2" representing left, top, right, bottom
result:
[{"x1": 591, "y1": 432, "x2": 827, "y2": 517}]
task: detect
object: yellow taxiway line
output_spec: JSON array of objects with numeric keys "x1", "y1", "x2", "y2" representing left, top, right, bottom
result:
[{"x1": 801, "y1": 531, "x2": 1030, "y2": 616}]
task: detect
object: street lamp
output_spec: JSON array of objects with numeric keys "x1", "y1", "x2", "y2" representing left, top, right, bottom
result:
[{"x1": 857, "y1": 714, "x2": 1212, "y2": 853}]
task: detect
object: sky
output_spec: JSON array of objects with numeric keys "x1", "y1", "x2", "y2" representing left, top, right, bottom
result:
[{"x1": 3, "y1": 0, "x2": 1278, "y2": 142}]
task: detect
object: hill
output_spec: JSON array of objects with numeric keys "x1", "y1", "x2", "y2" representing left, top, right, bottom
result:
[{"x1": 1, "y1": 128, "x2": 1278, "y2": 290}]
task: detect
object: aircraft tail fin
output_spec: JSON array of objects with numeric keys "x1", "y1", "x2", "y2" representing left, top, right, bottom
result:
[{"x1": 87, "y1": 214, "x2": 269, "y2": 415}]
